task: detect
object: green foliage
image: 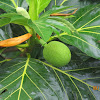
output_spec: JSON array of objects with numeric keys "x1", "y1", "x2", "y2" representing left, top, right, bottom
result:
[
  {"x1": 0, "y1": 0, "x2": 100, "y2": 100},
  {"x1": 0, "y1": 18, "x2": 11, "y2": 27},
  {"x1": 0, "y1": 13, "x2": 28, "y2": 27},
  {"x1": 40, "y1": 5, "x2": 72, "y2": 18},
  {"x1": 0, "y1": 0, "x2": 16, "y2": 13},
  {"x1": 28, "y1": 19, "x2": 53, "y2": 42},
  {"x1": 0, "y1": 56, "x2": 100, "y2": 100},
  {"x1": 27, "y1": 5, "x2": 74, "y2": 42},
  {"x1": 0, "y1": 58, "x2": 66, "y2": 99},
  {"x1": 59, "y1": 4, "x2": 100, "y2": 59},
  {"x1": 28, "y1": 0, "x2": 51, "y2": 20}
]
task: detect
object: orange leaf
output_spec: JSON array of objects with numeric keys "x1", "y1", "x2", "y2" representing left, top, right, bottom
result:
[
  {"x1": 0, "y1": 33, "x2": 32, "y2": 47},
  {"x1": 36, "y1": 34, "x2": 41, "y2": 40},
  {"x1": 50, "y1": 8, "x2": 78, "y2": 16}
]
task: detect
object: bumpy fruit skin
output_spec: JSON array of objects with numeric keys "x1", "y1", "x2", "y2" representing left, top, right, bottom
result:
[{"x1": 43, "y1": 41, "x2": 71, "y2": 67}]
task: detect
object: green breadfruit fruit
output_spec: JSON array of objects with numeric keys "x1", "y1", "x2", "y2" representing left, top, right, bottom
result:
[{"x1": 43, "y1": 41, "x2": 71, "y2": 67}]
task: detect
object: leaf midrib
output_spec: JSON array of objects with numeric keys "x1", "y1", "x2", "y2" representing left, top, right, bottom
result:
[{"x1": 18, "y1": 55, "x2": 30, "y2": 100}]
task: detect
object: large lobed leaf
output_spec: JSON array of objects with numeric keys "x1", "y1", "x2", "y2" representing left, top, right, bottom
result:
[
  {"x1": 0, "y1": 0, "x2": 15, "y2": 13},
  {"x1": 46, "y1": 0, "x2": 100, "y2": 59},
  {"x1": 0, "y1": 24, "x2": 13, "y2": 41},
  {"x1": 0, "y1": 55, "x2": 100, "y2": 100},
  {"x1": 27, "y1": 16, "x2": 72, "y2": 42},
  {"x1": 38, "y1": 0, "x2": 51, "y2": 14},
  {"x1": 0, "y1": 1, "x2": 100, "y2": 100},
  {"x1": 28, "y1": 0, "x2": 51, "y2": 20},
  {"x1": 0, "y1": 13, "x2": 28, "y2": 27},
  {"x1": 27, "y1": 5, "x2": 74, "y2": 42},
  {"x1": 0, "y1": 58, "x2": 65, "y2": 100},
  {"x1": 27, "y1": 0, "x2": 51, "y2": 14},
  {"x1": 59, "y1": 4, "x2": 100, "y2": 59},
  {"x1": 0, "y1": 5, "x2": 75, "y2": 42},
  {"x1": 0, "y1": 0, "x2": 28, "y2": 13},
  {"x1": 40, "y1": 5, "x2": 73, "y2": 18}
]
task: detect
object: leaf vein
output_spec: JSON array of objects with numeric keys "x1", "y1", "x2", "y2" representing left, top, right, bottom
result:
[{"x1": 26, "y1": 73, "x2": 47, "y2": 100}]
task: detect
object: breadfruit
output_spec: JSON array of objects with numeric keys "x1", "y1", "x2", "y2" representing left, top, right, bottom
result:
[{"x1": 43, "y1": 41, "x2": 71, "y2": 67}]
